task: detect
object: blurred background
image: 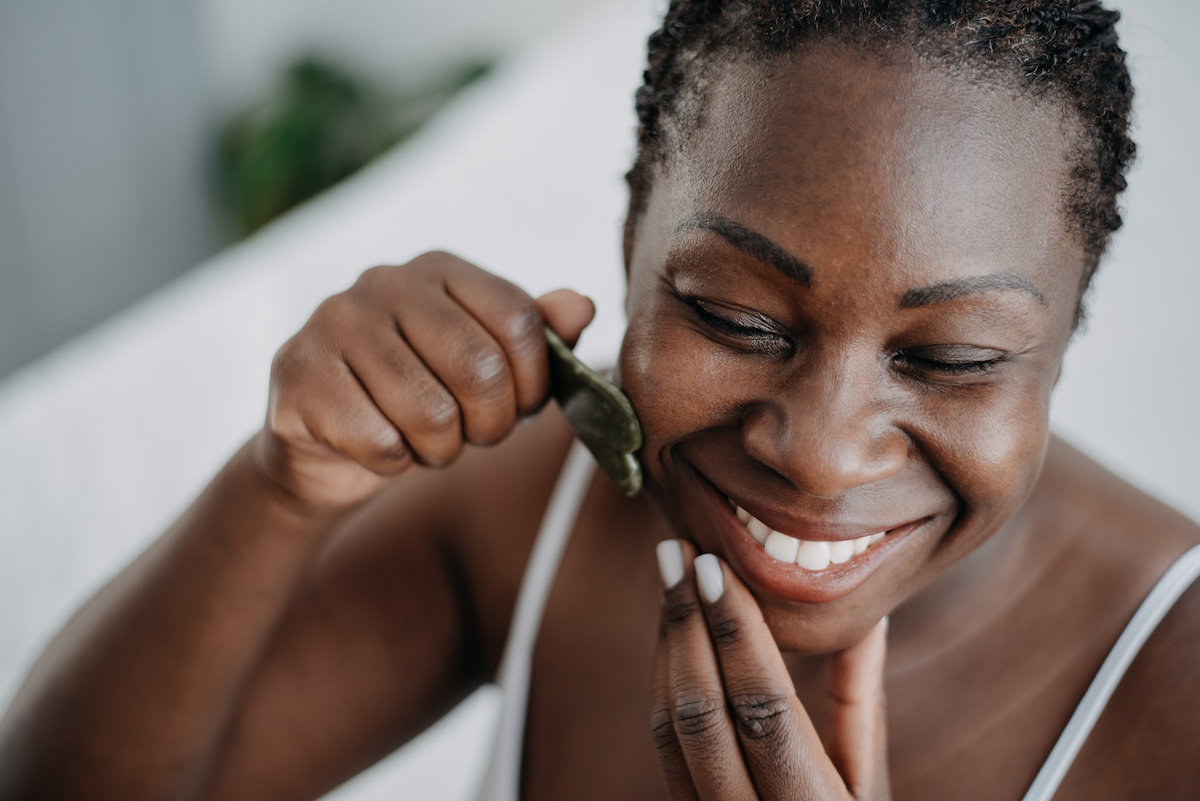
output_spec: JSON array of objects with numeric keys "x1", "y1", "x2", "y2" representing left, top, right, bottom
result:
[
  {"x1": 0, "y1": 0, "x2": 590, "y2": 379},
  {"x1": 0, "y1": 1, "x2": 1197, "y2": 799}
]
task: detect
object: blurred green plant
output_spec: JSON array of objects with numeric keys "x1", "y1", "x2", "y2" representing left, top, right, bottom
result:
[{"x1": 217, "y1": 57, "x2": 491, "y2": 238}]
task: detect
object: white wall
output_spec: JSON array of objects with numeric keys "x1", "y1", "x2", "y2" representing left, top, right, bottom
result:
[
  {"x1": 0, "y1": 0, "x2": 220, "y2": 378},
  {"x1": 0, "y1": 0, "x2": 597, "y2": 379},
  {"x1": 196, "y1": 0, "x2": 598, "y2": 114},
  {"x1": 1049, "y1": 0, "x2": 1200, "y2": 518}
]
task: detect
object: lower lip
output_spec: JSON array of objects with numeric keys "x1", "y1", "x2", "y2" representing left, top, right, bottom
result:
[{"x1": 694, "y1": 474, "x2": 926, "y2": 605}]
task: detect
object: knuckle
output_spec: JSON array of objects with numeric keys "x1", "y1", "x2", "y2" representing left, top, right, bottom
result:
[
  {"x1": 500, "y1": 304, "x2": 544, "y2": 350},
  {"x1": 666, "y1": 599, "x2": 701, "y2": 627},
  {"x1": 649, "y1": 707, "x2": 678, "y2": 752},
  {"x1": 367, "y1": 426, "x2": 409, "y2": 465},
  {"x1": 671, "y1": 692, "x2": 726, "y2": 740},
  {"x1": 409, "y1": 250, "x2": 461, "y2": 276},
  {"x1": 353, "y1": 264, "x2": 395, "y2": 293},
  {"x1": 729, "y1": 692, "x2": 793, "y2": 742},
  {"x1": 267, "y1": 403, "x2": 306, "y2": 441},
  {"x1": 415, "y1": 381, "x2": 461, "y2": 436},
  {"x1": 706, "y1": 613, "x2": 743, "y2": 648},
  {"x1": 424, "y1": 398, "x2": 461, "y2": 437},
  {"x1": 458, "y1": 345, "x2": 512, "y2": 400},
  {"x1": 271, "y1": 338, "x2": 319, "y2": 388},
  {"x1": 314, "y1": 293, "x2": 354, "y2": 325}
]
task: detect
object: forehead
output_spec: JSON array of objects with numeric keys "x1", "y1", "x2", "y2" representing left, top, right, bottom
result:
[{"x1": 656, "y1": 42, "x2": 1083, "y2": 296}]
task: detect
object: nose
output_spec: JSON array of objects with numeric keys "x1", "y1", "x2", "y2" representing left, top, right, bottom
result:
[{"x1": 741, "y1": 357, "x2": 908, "y2": 498}]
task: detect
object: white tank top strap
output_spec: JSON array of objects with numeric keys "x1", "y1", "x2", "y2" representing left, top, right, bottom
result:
[
  {"x1": 475, "y1": 438, "x2": 595, "y2": 801},
  {"x1": 1020, "y1": 543, "x2": 1200, "y2": 801}
]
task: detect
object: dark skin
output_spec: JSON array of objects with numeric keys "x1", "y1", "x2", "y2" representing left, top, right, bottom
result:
[{"x1": 2, "y1": 41, "x2": 1198, "y2": 801}]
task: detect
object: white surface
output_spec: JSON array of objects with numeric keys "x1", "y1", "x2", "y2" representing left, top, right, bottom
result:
[
  {"x1": 0, "y1": 1, "x2": 1196, "y2": 799},
  {"x1": 0, "y1": 0, "x2": 219, "y2": 377},
  {"x1": 197, "y1": 0, "x2": 596, "y2": 113}
]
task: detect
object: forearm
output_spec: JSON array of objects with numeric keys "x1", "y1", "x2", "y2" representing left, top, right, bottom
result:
[{"x1": 0, "y1": 435, "x2": 346, "y2": 801}]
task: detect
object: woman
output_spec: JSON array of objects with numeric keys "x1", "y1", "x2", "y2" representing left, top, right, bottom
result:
[{"x1": 2, "y1": 1, "x2": 1197, "y2": 799}]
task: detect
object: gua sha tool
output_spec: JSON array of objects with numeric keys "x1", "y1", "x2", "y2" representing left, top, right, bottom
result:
[{"x1": 545, "y1": 329, "x2": 643, "y2": 495}]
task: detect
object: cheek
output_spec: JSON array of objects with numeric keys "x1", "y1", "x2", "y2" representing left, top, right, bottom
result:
[
  {"x1": 618, "y1": 308, "x2": 735, "y2": 476},
  {"x1": 919, "y1": 379, "x2": 1051, "y2": 545}
]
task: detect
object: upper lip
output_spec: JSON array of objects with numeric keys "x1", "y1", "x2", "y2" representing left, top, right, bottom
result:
[
  {"x1": 734, "y1": 502, "x2": 903, "y2": 541},
  {"x1": 708, "y1": 479, "x2": 925, "y2": 543}
]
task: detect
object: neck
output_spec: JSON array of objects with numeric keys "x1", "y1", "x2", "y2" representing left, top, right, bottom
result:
[{"x1": 886, "y1": 503, "x2": 1046, "y2": 674}]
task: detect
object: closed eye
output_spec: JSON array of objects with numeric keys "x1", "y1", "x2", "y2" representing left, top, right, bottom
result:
[
  {"x1": 893, "y1": 345, "x2": 1008, "y2": 377},
  {"x1": 686, "y1": 298, "x2": 793, "y2": 355}
]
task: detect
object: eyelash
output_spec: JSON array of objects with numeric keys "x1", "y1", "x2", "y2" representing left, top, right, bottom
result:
[
  {"x1": 892, "y1": 353, "x2": 1006, "y2": 376},
  {"x1": 685, "y1": 296, "x2": 1007, "y2": 376},
  {"x1": 687, "y1": 299, "x2": 793, "y2": 353}
]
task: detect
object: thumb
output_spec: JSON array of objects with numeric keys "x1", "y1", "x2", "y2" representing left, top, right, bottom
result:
[
  {"x1": 536, "y1": 289, "x2": 595, "y2": 349},
  {"x1": 828, "y1": 616, "x2": 891, "y2": 799}
]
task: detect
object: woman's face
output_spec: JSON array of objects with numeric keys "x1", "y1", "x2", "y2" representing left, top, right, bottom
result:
[{"x1": 620, "y1": 43, "x2": 1086, "y2": 653}]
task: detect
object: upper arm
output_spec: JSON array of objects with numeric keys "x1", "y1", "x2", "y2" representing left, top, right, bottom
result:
[
  {"x1": 195, "y1": 463, "x2": 478, "y2": 801},
  {"x1": 194, "y1": 408, "x2": 574, "y2": 801}
]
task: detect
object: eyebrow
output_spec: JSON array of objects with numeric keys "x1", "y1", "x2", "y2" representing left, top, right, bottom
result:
[
  {"x1": 675, "y1": 213, "x2": 813, "y2": 287},
  {"x1": 900, "y1": 273, "x2": 1048, "y2": 308}
]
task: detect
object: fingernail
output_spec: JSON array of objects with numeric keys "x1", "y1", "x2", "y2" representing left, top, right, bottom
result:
[
  {"x1": 694, "y1": 554, "x2": 724, "y2": 603},
  {"x1": 880, "y1": 615, "x2": 889, "y2": 633},
  {"x1": 656, "y1": 540, "x2": 684, "y2": 589}
]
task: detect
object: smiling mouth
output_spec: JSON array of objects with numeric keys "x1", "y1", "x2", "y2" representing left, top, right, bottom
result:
[
  {"x1": 683, "y1": 462, "x2": 930, "y2": 604},
  {"x1": 732, "y1": 504, "x2": 891, "y2": 570}
]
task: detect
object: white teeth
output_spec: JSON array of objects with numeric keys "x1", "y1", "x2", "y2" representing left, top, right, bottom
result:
[
  {"x1": 733, "y1": 504, "x2": 891, "y2": 571},
  {"x1": 796, "y1": 540, "x2": 832, "y2": 571},
  {"x1": 747, "y1": 517, "x2": 772, "y2": 544},
  {"x1": 828, "y1": 539, "x2": 854, "y2": 565},
  {"x1": 764, "y1": 531, "x2": 800, "y2": 563}
]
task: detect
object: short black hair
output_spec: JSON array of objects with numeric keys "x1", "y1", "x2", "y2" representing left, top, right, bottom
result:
[{"x1": 625, "y1": 0, "x2": 1136, "y2": 325}]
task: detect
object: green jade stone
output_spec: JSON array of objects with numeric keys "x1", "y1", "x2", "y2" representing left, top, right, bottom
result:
[{"x1": 545, "y1": 329, "x2": 644, "y2": 495}]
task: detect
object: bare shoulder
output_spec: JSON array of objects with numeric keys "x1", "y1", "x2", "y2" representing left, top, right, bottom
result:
[
  {"x1": 1035, "y1": 436, "x2": 1199, "y2": 554},
  {"x1": 1037, "y1": 436, "x2": 1200, "y2": 798}
]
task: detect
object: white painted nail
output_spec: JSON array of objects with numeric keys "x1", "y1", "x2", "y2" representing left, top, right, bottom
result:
[
  {"x1": 656, "y1": 540, "x2": 685, "y2": 589},
  {"x1": 880, "y1": 615, "x2": 890, "y2": 633},
  {"x1": 694, "y1": 554, "x2": 724, "y2": 603}
]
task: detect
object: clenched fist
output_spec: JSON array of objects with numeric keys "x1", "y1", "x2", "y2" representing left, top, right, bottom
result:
[{"x1": 253, "y1": 251, "x2": 594, "y2": 512}]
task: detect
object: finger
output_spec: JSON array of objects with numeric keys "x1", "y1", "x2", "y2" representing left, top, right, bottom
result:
[
  {"x1": 440, "y1": 259, "x2": 554, "y2": 415},
  {"x1": 827, "y1": 617, "x2": 890, "y2": 800},
  {"x1": 270, "y1": 340, "x2": 410, "y2": 476},
  {"x1": 536, "y1": 289, "x2": 595, "y2": 349},
  {"x1": 342, "y1": 329, "x2": 465, "y2": 467},
  {"x1": 692, "y1": 554, "x2": 848, "y2": 801},
  {"x1": 393, "y1": 292, "x2": 519, "y2": 446},
  {"x1": 651, "y1": 616, "x2": 702, "y2": 801},
  {"x1": 657, "y1": 541, "x2": 758, "y2": 801}
]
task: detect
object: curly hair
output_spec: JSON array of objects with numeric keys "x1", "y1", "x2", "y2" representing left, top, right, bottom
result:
[{"x1": 625, "y1": 0, "x2": 1136, "y2": 324}]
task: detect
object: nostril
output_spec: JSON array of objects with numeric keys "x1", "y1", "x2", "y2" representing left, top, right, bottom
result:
[{"x1": 742, "y1": 408, "x2": 906, "y2": 498}]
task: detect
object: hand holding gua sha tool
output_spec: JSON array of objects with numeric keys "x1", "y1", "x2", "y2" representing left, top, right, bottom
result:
[{"x1": 544, "y1": 329, "x2": 643, "y2": 495}]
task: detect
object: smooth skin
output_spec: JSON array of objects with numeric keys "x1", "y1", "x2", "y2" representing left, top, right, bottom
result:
[{"x1": 3, "y1": 40, "x2": 1199, "y2": 801}]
